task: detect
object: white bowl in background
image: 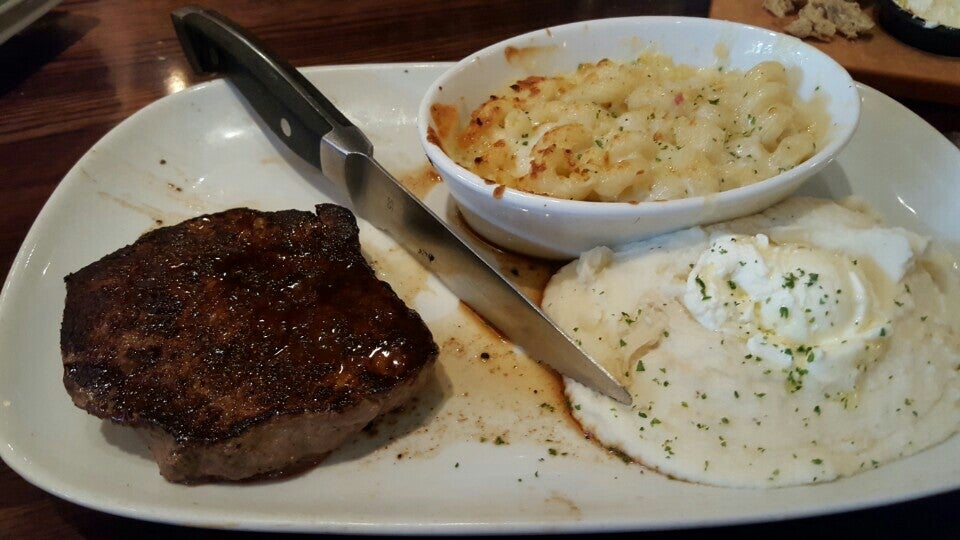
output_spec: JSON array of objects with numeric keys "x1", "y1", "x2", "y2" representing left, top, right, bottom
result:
[{"x1": 418, "y1": 17, "x2": 861, "y2": 259}]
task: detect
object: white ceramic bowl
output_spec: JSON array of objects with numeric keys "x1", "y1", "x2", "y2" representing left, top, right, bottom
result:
[{"x1": 418, "y1": 17, "x2": 861, "y2": 259}]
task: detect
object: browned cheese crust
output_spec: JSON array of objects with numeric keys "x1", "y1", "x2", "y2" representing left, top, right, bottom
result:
[{"x1": 60, "y1": 205, "x2": 438, "y2": 482}]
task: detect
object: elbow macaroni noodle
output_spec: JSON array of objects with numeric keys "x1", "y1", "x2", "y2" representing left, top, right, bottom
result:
[{"x1": 432, "y1": 53, "x2": 828, "y2": 202}]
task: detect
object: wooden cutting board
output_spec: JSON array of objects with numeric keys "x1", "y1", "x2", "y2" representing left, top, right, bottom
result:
[{"x1": 709, "y1": 1, "x2": 960, "y2": 105}]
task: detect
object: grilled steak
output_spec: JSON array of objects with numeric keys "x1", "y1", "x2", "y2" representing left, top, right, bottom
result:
[{"x1": 61, "y1": 204, "x2": 438, "y2": 483}]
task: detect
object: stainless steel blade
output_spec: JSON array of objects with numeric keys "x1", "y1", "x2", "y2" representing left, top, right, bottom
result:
[
  {"x1": 172, "y1": 5, "x2": 631, "y2": 404},
  {"x1": 332, "y1": 150, "x2": 631, "y2": 404}
]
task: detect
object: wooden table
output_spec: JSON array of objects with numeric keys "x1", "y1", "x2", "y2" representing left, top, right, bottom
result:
[{"x1": 1, "y1": 1, "x2": 957, "y2": 537}]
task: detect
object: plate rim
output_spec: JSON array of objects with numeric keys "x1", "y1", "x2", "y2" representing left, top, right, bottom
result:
[{"x1": 1, "y1": 62, "x2": 958, "y2": 534}]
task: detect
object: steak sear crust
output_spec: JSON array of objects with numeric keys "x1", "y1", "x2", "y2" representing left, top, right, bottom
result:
[{"x1": 61, "y1": 205, "x2": 438, "y2": 482}]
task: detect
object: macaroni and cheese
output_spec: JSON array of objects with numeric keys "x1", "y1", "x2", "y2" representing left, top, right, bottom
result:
[{"x1": 431, "y1": 53, "x2": 829, "y2": 202}]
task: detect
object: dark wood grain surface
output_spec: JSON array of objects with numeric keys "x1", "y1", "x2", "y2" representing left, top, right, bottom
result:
[{"x1": 1, "y1": 1, "x2": 957, "y2": 538}]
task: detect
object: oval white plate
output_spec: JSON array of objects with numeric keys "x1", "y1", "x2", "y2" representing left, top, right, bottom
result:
[{"x1": 0, "y1": 63, "x2": 958, "y2": 533}]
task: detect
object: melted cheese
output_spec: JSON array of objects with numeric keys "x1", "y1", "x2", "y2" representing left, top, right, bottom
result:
[{"x1": 433, "y1": 54, "x2": 828, "y2": 202}]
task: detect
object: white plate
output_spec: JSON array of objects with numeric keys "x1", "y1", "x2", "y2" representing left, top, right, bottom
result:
[
  {"x1": 0, "y1": 0, "x2": 61, "y2": 44},
  {"x1": 0, "y1": 63, "x2": 958, "y2": 534}
]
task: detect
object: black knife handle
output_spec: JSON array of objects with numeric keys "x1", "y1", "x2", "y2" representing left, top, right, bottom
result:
[{"x1": 170, "y1": 6, "x2": 372, "y2": 172}]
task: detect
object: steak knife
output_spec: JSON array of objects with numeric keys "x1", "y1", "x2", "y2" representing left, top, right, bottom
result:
[{"x1": 170, "y1": 6, "x2": 631, "y2": 404}]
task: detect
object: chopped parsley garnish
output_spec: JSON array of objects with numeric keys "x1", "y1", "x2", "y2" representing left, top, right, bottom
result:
[{"x1": 696, "y1": 275, "x2": 711, "y2": 300}]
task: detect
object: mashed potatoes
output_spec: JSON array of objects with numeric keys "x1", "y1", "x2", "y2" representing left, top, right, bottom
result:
[
  {"x1": 542, "y1": 198, "x2": 960, "y2": 487},
  {"x1": 431, "y1": 53, "x2": 827, "y2": 202}
]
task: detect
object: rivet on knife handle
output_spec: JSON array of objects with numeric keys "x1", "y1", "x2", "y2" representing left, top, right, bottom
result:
[
  {"x1": 170, "y1": 6, "x2": 632, "y2": 405},
  {"x1": 171, "y1": 5, "x2": 370, "y2": 189}
]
